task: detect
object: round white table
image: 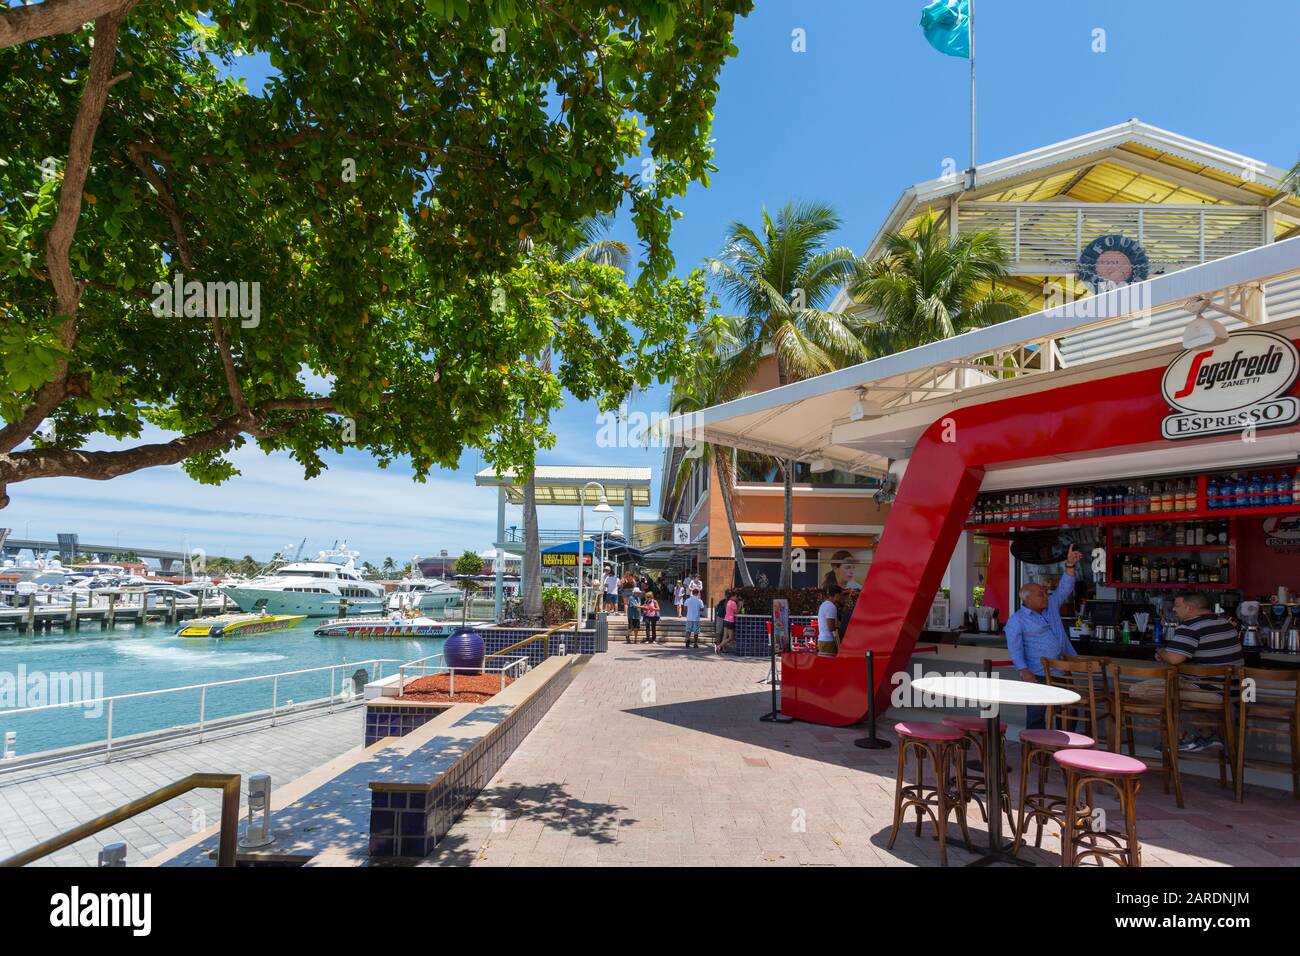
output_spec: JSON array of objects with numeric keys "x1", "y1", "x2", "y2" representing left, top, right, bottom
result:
[{"x1": 910, "y1": 675, "x2": 1081, "y2": 866}]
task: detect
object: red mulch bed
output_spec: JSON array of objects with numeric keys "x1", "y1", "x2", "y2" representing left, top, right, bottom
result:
[{"x1": 398, "y1": 672, "x2": 513, "y2": 704}]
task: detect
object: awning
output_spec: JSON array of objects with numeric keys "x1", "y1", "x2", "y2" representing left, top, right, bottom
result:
[
  {"x1": 541, "y1": 539, "x2": 644, "y2": 565},
  {"x1": 740, "y1": 534, "x2": 877, "y2": 549}
]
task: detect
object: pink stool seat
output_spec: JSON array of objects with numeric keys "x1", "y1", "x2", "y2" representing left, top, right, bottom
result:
[
  {"x1": 1020, "y1": 729, "x2": 1095, "y2": 749},
  {"x1": 942, "y1": 716, "x2": 1007, "y2": 734},
  {"x1": 895, "y1": 721, "x2": 965, "y2": 742},
  {"x1": 1054, "y1": 748, "x2": 1146, "y2": 775}
]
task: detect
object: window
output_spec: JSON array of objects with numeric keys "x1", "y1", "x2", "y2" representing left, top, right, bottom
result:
[{"x1": 734, "y1": 451, "x2": 879, "y2": 487}]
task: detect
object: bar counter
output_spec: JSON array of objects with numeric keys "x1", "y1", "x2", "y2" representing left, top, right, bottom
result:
[{"x1": 924, "y1": 628, "x2": 1300, "y2": 669}]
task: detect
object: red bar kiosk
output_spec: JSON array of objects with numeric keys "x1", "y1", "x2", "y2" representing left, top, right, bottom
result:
[{"x1": 678, "y1": 239, "x2": 1300, "y2": 725}]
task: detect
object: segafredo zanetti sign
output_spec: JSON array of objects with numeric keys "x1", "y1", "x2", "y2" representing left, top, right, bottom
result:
[{"x1": 1160, "y1": 330, "x2": 1300, "y2": 440}]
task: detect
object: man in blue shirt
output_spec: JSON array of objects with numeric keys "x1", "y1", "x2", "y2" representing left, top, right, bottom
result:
[{"x1": 1004, "y1": 544, "x2": 1081, "y2": 730}]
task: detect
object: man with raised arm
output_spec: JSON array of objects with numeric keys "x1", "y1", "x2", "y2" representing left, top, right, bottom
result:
[{"x1": 1004, "y1": 543, "x2": 1082, "y2": 729}]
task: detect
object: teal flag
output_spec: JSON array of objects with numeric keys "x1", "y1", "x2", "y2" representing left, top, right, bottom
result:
[{"x1": 920, "y1": 0, "x2": 970, "y2": 58}]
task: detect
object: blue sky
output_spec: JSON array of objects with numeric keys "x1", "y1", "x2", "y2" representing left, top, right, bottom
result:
[{"x1": 10, "y1": 0, "x2": 1300, "y2": 564}]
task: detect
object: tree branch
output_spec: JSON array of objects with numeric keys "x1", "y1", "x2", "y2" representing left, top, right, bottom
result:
[
  {"x1": 0, "y1": 0, "x2": 130, "y2": 49},
  {"x1": 0, "y1": 396, "x2": 338, "y2": 487},
  {"x1": 0, "y1": 8, "x2": 131, "y2": 454}
]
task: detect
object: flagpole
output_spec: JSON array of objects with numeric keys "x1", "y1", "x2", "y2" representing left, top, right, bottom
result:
[{"x1": 968, "y1": 0, "x2": 977, "y2": 190}]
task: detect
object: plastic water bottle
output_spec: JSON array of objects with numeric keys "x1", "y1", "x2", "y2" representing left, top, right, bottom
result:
[{"x1": 1207, "y1": 476, "x2": 1219, "y2": 510}]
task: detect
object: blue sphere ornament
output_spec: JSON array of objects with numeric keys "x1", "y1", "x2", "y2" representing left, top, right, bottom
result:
[{"x1": 444, "y1": 626, "x2": 485, "y2": 673}]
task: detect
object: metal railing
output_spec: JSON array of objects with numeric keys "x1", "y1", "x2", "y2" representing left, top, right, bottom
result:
[
  {"x1": 0, "y1": 773, "x2": 241, "y2": 867},
  {"x1": 395, "y1": 653, "x2": 529, "y2": 696},
  {"x1": 957, "y1": 201, "x2": 1265, "y2": 273},
  {"x1": 485, "y1": 620, "x2": 575, "y2": 662},
  {"x1": 0, "y1": 658, "x2": 407, "y2": 764}
]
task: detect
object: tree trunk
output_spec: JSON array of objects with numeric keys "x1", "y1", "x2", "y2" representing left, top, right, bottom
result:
[
  {"x1": 713, "y1": 446, "x2": 753, "y2": 587},
  {"x1": 521, "y1": 473, "x2": 542, "y2": 621},
  {"x1": 779, "y1": 457, "x2": 794, "y2": 588}
]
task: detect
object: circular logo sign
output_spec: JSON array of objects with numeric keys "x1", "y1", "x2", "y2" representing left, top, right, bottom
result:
[
  {"x1": 1162, "y1": 329, "x2": 1300, "y2": 414},
  {"x1": 1078, "y1": 233, "x2": 1149, "y2": 291},
  {"x1": 1264, "y1": 515, "x2": 1300, "y2": 549}
]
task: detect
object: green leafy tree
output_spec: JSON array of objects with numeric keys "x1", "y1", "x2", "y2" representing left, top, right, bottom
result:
[
  {"x1": 709, "y1": 201, "x2": 863, "y2": 586},
  {"x1": 847, "y1": 211, "x2": 1027, "y2": 355},
  {"x1": 381, "y1": 556, "x2": 396, "y2": 576},
  {"x1": 452, "y1": 548, "x2": 484, "y2": 624},
  {"x1": 0, "y1": 1, "x2": 751, "y2": 509}
]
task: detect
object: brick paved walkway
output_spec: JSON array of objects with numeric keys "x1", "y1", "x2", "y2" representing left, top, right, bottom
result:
[
  {"x1": 0, "y1": 705, "x2": 365, "y2": 866},
  {"x1": 424, "y1": 646, "x2": 1300, "y2": 867}
]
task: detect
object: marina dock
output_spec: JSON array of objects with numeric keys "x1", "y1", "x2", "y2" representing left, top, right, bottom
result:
[{"x1": 0, "y1": 593, "x2": 235, "y2": 634}]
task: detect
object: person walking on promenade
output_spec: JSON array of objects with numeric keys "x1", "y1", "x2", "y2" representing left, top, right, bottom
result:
[
  {"x1": 683, "y1": 589, "x2": 705, "y2": 648},
  {"x1": 619, "y1": 570, "x2": 637, "y2": 613},
  {"x1": 627, "y1": 587, "x2": 643, "y2": 643},
  {"x1": 673, "y1": 580, "x2": 686, "y2": 617},
  {"x1": 602, "y1": 566, "x2": 620, "y2": 612},
  {"x1": 715, "y1": 589, "x2": 739, "y2": 654},
  {"x1": 643, "y1": 592, "x2": 660, "y2": 643}
]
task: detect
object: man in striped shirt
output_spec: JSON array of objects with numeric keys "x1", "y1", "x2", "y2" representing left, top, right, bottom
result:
[{"x1": 1155, "y1": 590, "x2": 1244, "y2": 753}]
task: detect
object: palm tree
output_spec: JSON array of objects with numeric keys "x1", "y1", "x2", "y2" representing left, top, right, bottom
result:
[
  {"x1": 847, "y1": 211, "x2": 1027, "y2": 356},
  {"x1": 667, "y1": 317, "x2": 754, "y2": 586},
  {"x1": 1283, "y1": 157, "x2": 1300, "y2": 197},
  {"x1": 519, "y1": 216, "x2": 630, "y2": 622},
  {"x1": 710, "y1": 201, "x2": 864, "y2": 587}
]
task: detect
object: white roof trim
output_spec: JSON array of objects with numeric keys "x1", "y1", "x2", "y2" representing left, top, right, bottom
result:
[{"x1": 675, "y1": 236, "x2": 1300, "y2": 438}]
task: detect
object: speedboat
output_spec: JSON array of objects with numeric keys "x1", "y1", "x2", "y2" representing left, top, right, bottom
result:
[
  {"x1": 387, "y1": 576, "x2": 462, "y2": 614},
  {"x1": 314, "y1": 615, "x2": 482, "y2": 639},
  {"x1": 220, "y1": 543, "x2": 386, "y2": 617},
  {"x1": 178, "y1": 612, "x2": 306, "y2": 638}
]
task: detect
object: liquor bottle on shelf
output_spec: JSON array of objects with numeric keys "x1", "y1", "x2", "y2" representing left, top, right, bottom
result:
[{"x1": 1293, "y1": 470, "x2": 1300, "y2": 504}]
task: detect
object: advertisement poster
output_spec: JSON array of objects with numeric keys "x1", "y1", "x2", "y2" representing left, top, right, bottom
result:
[
  {"x1": 771, "y1": 598, "x2": 790, "y2": 652},
  {"x1": 816, "y1": 548, "x2": 871, "y2": 591}
]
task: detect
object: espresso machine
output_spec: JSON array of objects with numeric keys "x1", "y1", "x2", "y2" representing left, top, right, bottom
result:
[
  {"x1": 1237, "y1": 600, "x2": 1260, "y2": 650},
  {"x1": 1266, "y1": 603, "x2": 1293, "y2": 652}
]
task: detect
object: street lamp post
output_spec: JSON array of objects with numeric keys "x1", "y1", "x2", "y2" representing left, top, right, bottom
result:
[
  {"x1": 577, "y1": 481, "x2": 612, "y2": 634},
  {"x1": 598, "y1": 515, "x2": 621, "y2": 603}
]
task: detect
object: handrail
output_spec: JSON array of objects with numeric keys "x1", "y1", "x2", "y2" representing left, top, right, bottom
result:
[
  {"x1": 485, "y1": 620, "x2": 576, "y2": 660},
  {"x1": 0, "y1": 657, "x2": 406, "y2": 717},
  {"x1": 0, "y1": 658, "x2": 407, "y2": 765},
  {"x1": 1, "y1": 772, "x2": 241, "y2": 867}
]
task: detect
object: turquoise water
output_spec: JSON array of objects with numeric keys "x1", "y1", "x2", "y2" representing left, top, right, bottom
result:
[{"x1": 0, "y1": 620, "x2": 445, "y2": 757}]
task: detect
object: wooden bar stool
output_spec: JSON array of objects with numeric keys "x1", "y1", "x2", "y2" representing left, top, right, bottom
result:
[
  {"x1": 1043, "y1": 656, "x2": 1110, "y2": 747},
  {"x1": 942, "y1": 716, "x2": 1014, "y2": 833},
  {"x1": 1235, "y1": 668, "x2": 1300, "y2": 801},
  {"x1": 1010, "y1": 728, "x2": 1095, "y2": 857},
  {"x1": 1055, "y1": 749, "x2": 1146, "y2": 867},
  {"x1": 1110, "y1": 662, "x2": 1184, "y2": 808},
  {"x1": 888, "y1": 721, "x2": 973, "y2": 866},
  {"x1": 1174, "y1": 663, "x2": 1239, "y2": 790}
]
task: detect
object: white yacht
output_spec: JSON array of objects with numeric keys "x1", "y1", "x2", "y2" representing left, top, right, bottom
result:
[
  {"x1": 387, "y1": 576, "x2": 462, "y2": 614},
  {"x1": 220, "y1": 543, "x2": 386, "y2": 617}
]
